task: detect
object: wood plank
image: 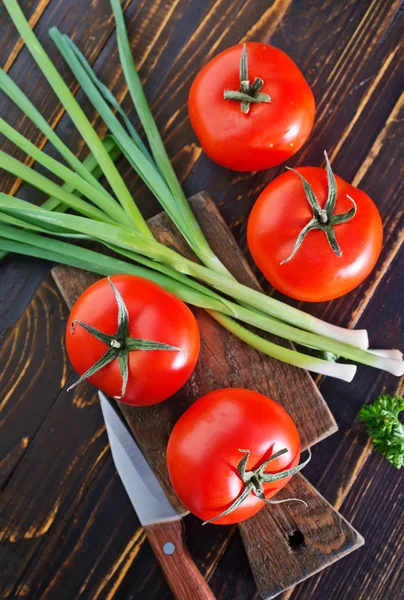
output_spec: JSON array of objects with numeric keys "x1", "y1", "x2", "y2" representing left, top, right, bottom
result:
[
  {"x1": 285, "y1": 452, "x2": 404, "y2": 600},
  {"x1": 0, "y1": 273, "x2": 71, "y2": 488},
  {"x1": 0, "y1": 255, "x2": 48, "y2": 338}
]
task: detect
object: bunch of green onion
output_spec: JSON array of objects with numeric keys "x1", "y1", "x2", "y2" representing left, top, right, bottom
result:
[{"x1": 0, "y1": 0, "x2": 403, "y2": 383}]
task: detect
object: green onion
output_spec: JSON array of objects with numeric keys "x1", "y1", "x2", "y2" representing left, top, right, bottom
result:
[
  {"x1": 0, "y1": 152, "x2": 114, "y2": 222},
  {"x1": 0, "y1": 136, "x2": 120, "y2": 261},
  {"x1": 0, "y1": 229, "x2": 358, "y2": 382},
  {"x1": 109, "y1": 0, "x2": 229, "y2": 276},
  {"x1": 0, "y1": 200, "x2": 90, "y2": 238},
  {"x1": 49, "y1": 28, "x2": 225, "y2": 271},
  {"x1": 2, "y1": 199, "x2": 403, "y2": 378},
  {"x1": 3, "y1": 0, "x2": 150, "y2": 235},
  {"x1": 48, "y1": 30, "x2": 179, "y2": 227},
  {"x1": 62, "y1": 35, "x2": 154, "y2": 165},
  {"x1": 0, "y1": 67, "x2": 110, "y2": 196},
  {"x1": 15, "y1": 201, "x2": 363, "y2": 348},
  {"x1": 0, "y1": 119, "x2": 128, "y2": 225}
]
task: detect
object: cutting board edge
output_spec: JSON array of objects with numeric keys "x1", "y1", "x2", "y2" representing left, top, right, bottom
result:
[
  {"x1": 240, "y1": 473, "x2": 365, "y2": 600},
  {"x1": 259, "y1": 532, "x2": 364, "y2": 600},
  {"x1": 50, "y1": 190, "x2": 339, "y2": 513}
]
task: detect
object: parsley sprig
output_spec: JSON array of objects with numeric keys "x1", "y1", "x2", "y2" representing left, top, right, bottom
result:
[{"x1": 358, "y1": 395, "x2": 404, "y2": 469}]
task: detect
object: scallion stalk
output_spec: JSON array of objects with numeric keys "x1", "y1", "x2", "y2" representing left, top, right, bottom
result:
[
  {"x1": 0, "y1": 151, "x2": 114, "y2": 222},
  {"x1": 0, "y1": 119, "x2": 128, "y2": 225},
  {"x1": 0, "y1": 67, "x2": 111, "y2": 196},
  {"x1": 40, "y1": 135, "x2": 121, "y2": 213},
  {"x1": 3, "y1": 0, "x2": 150, "y2": 234},
  {"x1": 0, "y1": 230, "x2": 358, "y2": 382},
  {"x1": 15, "y1": 202, "x2": 365, "y2": 347},
  {"x1": 0, "y1": 136, "x2": 121, "y2": 261},
  {"x1": 1, "y1": 201, "x2": 403, "y2": 377},
  {"x1": 109, "y1": 0, "x2": 229, "y2": 276},
  {"x1": 0, "y1": 203, "x2": 90, "y2": 238},
  {"x1": 62, "y1": 35, "x2": 154, "y2": 166}
]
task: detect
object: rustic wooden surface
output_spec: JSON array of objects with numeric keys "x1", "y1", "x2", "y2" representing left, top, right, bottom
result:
[
  {"x1": 52, "y1": 193, "x2": 363, "y2": 598},
  {"x1": 0, "y1": 1, "x2": 403, "y2": 599}
]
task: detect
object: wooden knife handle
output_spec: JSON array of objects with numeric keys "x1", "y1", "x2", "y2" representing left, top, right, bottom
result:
[{"x1": 144, "y1": 520, "x2": 215, "y2": 600}]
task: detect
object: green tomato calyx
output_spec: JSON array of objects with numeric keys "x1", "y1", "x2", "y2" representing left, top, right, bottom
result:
[
  {"x1": 281, "y1": 151, "x2": 357, "y2": 265},
  {"x1": 67, "y1": 277, "x2": 183, "y2": 400},
  {"x1": 203, "y1": 446, "x2": 311, "y2": 525},
  {"x1": 224, "y1": 44, "x2": 271, "y2": 114}
]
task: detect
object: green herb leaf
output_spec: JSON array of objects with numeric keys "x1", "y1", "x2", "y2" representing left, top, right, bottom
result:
[{"x1": 358, "y1": 395, "x2": 404, "y2": 469}]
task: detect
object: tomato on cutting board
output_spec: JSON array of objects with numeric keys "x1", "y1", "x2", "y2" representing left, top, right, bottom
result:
[
  {"x1": 66, "y1": 275, "x2": 200, "y2": 406},
  {"x1": 188, "y1": 42, "x2": 315, "y2": 172},
  {"x1": 247, "y1": 153, "x2": 383, "y2": 302},
  {"x1": 167, "y1": 388, "x2": 309, "y2": 525}
]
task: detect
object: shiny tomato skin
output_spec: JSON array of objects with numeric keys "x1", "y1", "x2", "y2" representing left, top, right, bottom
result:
[
  {"x1": 66, "y1": 275, "x2": 200, "y2": 406},
  {"x1": 247, "y1": 167, "x2": 383, "y2": 302},
  {"x1": 188, "y1": 42, "x2": 315, "y2": 172},
  {"x1": 167, "y1": 389, "x2": 300, "y2": 525}
]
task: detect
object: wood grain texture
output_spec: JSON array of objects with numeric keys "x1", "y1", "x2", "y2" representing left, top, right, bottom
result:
[
  {"x1": 144, "y1": 520, "x2": 215, "y2": 600},
  {"x1": 240, "y1": 473, "x2": 364, "y2": 599},
  {"x1": 0, "y1": 373, "x2": 230, "y2": 599},
  {"x1": 0, "y1": 273, "x2": 71, "y2": 487},
  {"x1": 0, "y1": 0, "x2": 51, "y2": 72},
  {"x1": 0, "y1": 0, "x2": 403, "y2": 598}
]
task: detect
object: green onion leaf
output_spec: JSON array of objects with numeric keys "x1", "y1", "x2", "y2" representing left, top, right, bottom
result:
[{"x1": 3, "y1": 0, "x2": 150, "y2": 234}]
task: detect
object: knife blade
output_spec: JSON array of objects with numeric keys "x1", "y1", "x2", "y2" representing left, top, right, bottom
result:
[{"x1": 98, "y1": 391, "x2": 215, "y2": 600}]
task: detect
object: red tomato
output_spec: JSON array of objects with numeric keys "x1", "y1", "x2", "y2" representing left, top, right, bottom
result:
[
  {"x1": 247, "y1": 167, "x2": 383, "y2": 302},
  {"x1": 167, "y1": 388, "x2": 301, "y2": 525},
  {"x1": 66, "y1": 275, "x2": 200, "y2": 406},
  {"x1": 188, "y1": 42, "x2": 315, "y2": 172}
]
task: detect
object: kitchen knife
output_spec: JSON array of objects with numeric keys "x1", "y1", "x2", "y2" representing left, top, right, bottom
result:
[{"x1": 98, "y1": 391, "x2": 215, "y2": 600}]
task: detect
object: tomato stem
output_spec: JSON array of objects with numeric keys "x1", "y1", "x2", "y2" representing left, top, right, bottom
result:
[
  {"x1": 203, "y1": 447, "x2": 311, "y2": 524},
  {"x1": 281, "y1": 151, "x2": 357, "y2": 264},
  {"x1": 67, "y1": 277, "x2": 183, "y2": 399},
  {"x1": 224, "y1": 44, "x2": 271, "y2": 114}
]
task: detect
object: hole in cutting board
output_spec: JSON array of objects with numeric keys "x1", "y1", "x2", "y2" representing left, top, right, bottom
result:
[{"x1": 288, "y1": 529, "x2": 306, "y2": 550}]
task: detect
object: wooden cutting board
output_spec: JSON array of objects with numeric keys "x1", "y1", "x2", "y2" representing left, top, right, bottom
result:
[{"x1": 52, "y1": 192, "x2": 363, "y2": 598}]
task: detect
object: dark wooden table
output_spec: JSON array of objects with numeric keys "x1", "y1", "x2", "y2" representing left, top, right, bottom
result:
[{"x1": 0, "y1": 1, "x2": 403, "y2": 599}]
